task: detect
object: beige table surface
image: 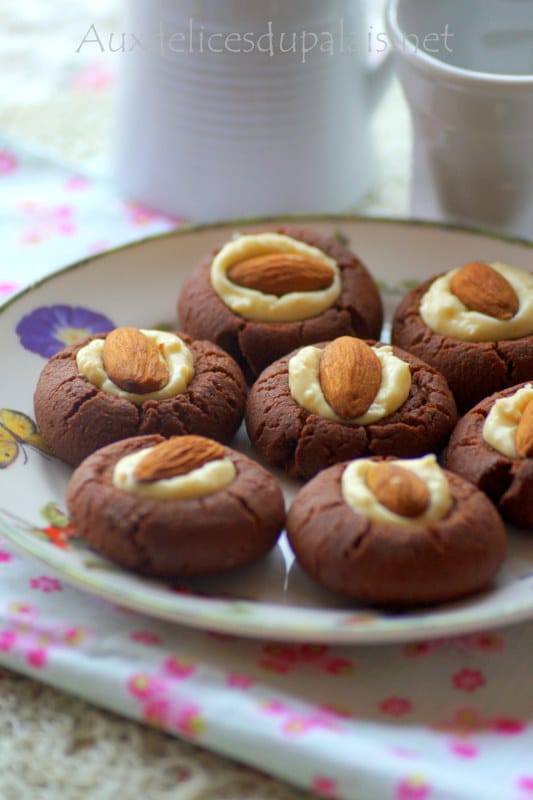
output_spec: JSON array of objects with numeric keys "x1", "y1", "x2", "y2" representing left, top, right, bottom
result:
[{"x1": 0, "y1": 1, "x2": 411, "y2": 797}]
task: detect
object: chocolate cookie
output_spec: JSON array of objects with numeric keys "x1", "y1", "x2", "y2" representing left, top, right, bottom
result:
[
  {"x1": 245, "y1": 337, "x2": 458, "y2": 480},
  {"x1": 34, "y1": 328, "x2": 247, "y2": 467},
  {"x1": 445, "y1": 383, "x2": 533, "y2": 529},
  {"x1": 287, "y1": 456, "x2": 506, "y2": 606},
  {"x1": 392, "y1": 261, "x2": 533, "y2": 412},
  {"x1": 178, "y1": 226, "x2": 383, "y2": 378},
  {"x1": 67, "y1": 435, "x2": 285, "y2": 577}
]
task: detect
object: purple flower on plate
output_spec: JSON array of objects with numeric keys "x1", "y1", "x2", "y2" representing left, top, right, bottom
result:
[{"x1": 16, "y1": 304, "x2": 114, "y2": 358}]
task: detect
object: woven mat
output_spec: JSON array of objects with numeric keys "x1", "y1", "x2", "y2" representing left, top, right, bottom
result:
[{"x1": 0, "y1": 669, "x2": 313, "y2": 799}]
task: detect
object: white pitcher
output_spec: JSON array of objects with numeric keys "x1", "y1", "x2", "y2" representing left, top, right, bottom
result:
[{"x1": 115, "y1": 0, "x2": 390, "y2": 222}]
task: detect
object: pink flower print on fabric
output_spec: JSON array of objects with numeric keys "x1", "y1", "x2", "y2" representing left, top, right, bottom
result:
[
  {"x1": 11, "y1": 631, "x2": 49, "y2": 669},
  {"x1": 491, "y1": 717, "x2": 525, "y2": 735},
  {"x1": 260, "y1": 700, "x2": 346, "y2": 737},
  {"x1": 434, "y1": 707, "x2": 485, "y2": 736},
  {"x1": 226, "y1": 672, "x2": 255, "y2": 690},
  {"x1": 434, "y1": 707, "x2": 526, "y2": 741},
  {"x1": 127, "y1": 673, "x2": 167, "y2": 702},
  {"x1": 0, "y1": 630, "x2": 16, "y2": 652},
  {"x1": 143, "y1": 698, "x2": 205, "y2": 737},
  {"x1": 396, "y1": 774, "x2": 432, "y2": 799},
  {"x1": 149, "y1": 697, "x2": 206, "y2": 739},
  {"x1": 470, "y1": 632, "x2": 505, "y2": 652},
  {"x1": 142, "y1": 697, "x2": 171, "y2": 729},
  {"x1": 29, "y1": 575, "x2": 63, "y2": 593},
  {"x1": 379, "y1": 697, "x2": 413, "y2": 717},
  {"x1": 10, "y1": 603, "x2": 87, "y2": 637},
  {"x1": 435, "y1": 706, "x2": 487, "y2": 758},
  {"x1": 19, "y1": 202, "x2": 77, "y2": 245},
  {"x1": 518, "y1": 776, "x2": 533, "y2": 794},
  {"x1": 0, "y1": 550, "x2": 13, "y2": 563},
  {"x1": 311, "y1": 776, "x2": 340, "y2": 799},
  {"x1": 404, "y1": 632, "x2": 505, "y2": 658},
  {"x1": 283, "y1": 717, "x2": 319, "y2": 736},
  {"x1": 128, "y1": 670, "x2": 205, "y2": 738},
  {"x1": 27, "y1": 648, "x2": 48, "y2": 669},
  {"x1": 86, "y1": 240, "x2": 112, "y2": 255},
  {"x1": 124, "y1": 200, "x2": 183, "y2": 228},
  {"x1": 163, "y1": 656, "x2": 196, "y2": 680},
  {"x1": 390, "y1": 747, "x2": 418, "y2": 760},
  {"x1": 319, "y1": 704, "x2": 352, "y2": 721},
  {"x1": 452, "y1": 669, "x2": 486, "y2": 693},
  {"x1": 62, "y1": 627, "x2": 89, "y2": 647},
  {"x1": 0, "y1": 282, "x2": 21, "y2": 298},
  {"x1": 173, "y1": 704, "x2": 206, "y2": 737},
  {"x1": 450, "y1": 741, "x2": 478, "y2": 759},
  {"x1": 404, "y1": 641, "x2": 436, "y2": 658},
  {"x1": 71, "y1": 59, "x2": 114, "y2": 92},
  {"x1": 262, "y1": 700, "x2": 286, "y2": 715},
  {"x1": 0, "y1": 606, "x2": 90, "y2": 671},
  {"x1": 259, "y1": 643, "x2": 353, "y2": 676},
  {"x1": 7, "y1": 601, "x2": 38, "y2": 622},
  {"x1": 64, "y1": 175, "x2": 91, "y2": 192},
  {"x1": 0, "y1": 150, "x2": 17, "y2": 175}
]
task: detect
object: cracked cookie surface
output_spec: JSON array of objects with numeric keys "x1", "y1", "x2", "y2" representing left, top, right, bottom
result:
[
  {"x1": 445, "y1": 383, "x2": 533, "y2": 530},
  {"x1": 245, "y1": 342, "x2": 458, "y2": 480},
  {"x1": 392, "y1": 276, "x2": 533, "y2": 412},
  {"x1": 177, "y1": 226, "x2": 383, "y2": 379},
  {"x1": 67, "y1": 435, "x2": 285, "y2": 577},
  {"x1": 34, "y1": 333, "x2": 247, "y2": 467},
  {"x1": 286, "y1": 460, "x2": 506, "y2": 606}
]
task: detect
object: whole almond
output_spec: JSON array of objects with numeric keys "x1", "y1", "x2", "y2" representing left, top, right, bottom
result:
[
  {"x1": 135, "y1": 436, "x2": 226, "y2": 482},
  {"x1": 450, "y1": 261, "x2": 519, "y2": 320},
  {"x1": 319, "y1": 337, "x2": 382, "y2": 419},
  {"x1": 366, "y1": 462, "x2": 431, "y2": 518},
  {"x1": 103, "y1": 328, "x2": 170, "y2": 394},
  {"x1": 516, "y1": 398, "x2": 533, "y2": 458},
  {"x1": 227, "y1": 253, "x2": 334, "y2": 295}
]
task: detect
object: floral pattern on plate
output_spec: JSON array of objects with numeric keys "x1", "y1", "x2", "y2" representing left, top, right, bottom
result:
[
  {"x1": 16, "y1": 304, "x2": 114, "y2": 357},
  {"x1": 0, "y1": 409, "x2": 49, "y2": 468}
]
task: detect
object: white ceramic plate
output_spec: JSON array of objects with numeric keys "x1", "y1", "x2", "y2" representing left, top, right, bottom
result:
[{"x1": 1, "y1": 217, "x2": 532, "y2": 644}]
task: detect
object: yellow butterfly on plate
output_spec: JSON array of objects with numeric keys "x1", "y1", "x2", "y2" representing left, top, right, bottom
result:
[{"x1": 0, "y1": 409, "x2": 50, "y2": 468}]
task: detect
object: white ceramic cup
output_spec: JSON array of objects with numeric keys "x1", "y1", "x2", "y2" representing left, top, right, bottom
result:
[
  {"x1": 115, "y1": 0, "x2": 390, "y2": 222},
  {"x1": 386, "y1": 0, "x2": 533, "y2": 238}
]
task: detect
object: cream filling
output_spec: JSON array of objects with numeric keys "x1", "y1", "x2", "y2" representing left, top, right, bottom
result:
[
  {"x1": 288, "y1": 344, "x2": 411, "y2": 425},
  {"x1": 341, "y1": 455, "x2": 452, "y2": 526},
  {"x1": 210, "y1": 232, "x2": 342, "y2": 323},
  {"x1": 483, "y1": 383, "x2": 533, "y2": 459},
  {"x1": 419, "y1": 262, "x2": 533, "y2": 342},
  {"x1": 76, "y1": 330, "x2": 195, "y2": 403},
  {"x1": 112, "y1": 449, "x2": 237, "y2": 500}
]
